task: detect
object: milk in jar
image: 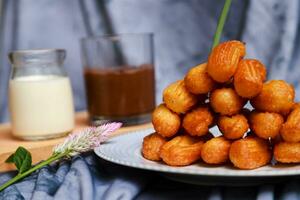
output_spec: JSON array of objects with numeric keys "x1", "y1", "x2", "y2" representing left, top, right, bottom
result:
[{"x1": 8, "y1": 49, "x2": 74, "y2": 140}]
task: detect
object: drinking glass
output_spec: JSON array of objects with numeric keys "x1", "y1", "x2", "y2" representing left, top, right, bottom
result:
[{"x1": 81, "y1": 33, "x2": 155, "y2": 126}]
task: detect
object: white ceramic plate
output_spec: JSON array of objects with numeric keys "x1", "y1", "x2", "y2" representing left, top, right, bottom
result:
[{"x1": 94, "y1": 128, "x2": 300, "y2": 186}]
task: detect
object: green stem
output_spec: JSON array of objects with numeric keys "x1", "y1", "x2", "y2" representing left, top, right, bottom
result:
[
  {"x1": 0, "y1": 151, "x2": 69, "y2": 192},
  {"x1": 212, "y1": 0, "x2": 232, "y2": 49}
]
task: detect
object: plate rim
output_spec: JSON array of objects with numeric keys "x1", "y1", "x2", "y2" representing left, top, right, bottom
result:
[{"x1": 94, "y1": 128, "x2": 300, "y2": 177}]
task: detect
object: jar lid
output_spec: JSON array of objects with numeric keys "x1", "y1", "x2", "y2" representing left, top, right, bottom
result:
[{"x1": 8, "y1": 49, "x2": 66, "y2": 66}]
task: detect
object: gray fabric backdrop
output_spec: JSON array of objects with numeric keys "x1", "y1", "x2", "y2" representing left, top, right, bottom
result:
[{"x1": 3, "y1": 0, "x2": 297, "y2": 122}]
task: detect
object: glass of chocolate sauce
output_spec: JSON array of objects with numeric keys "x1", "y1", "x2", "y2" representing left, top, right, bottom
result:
[{"x1": 81, "y1": 33, "x2": 155, "y2": 126}]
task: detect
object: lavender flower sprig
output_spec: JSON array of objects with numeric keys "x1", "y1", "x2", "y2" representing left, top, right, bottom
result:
[
  {"x1": 0, "y1": 122, "x2": 122, "y2": 192},
  {"x1": 54, "y1": 123, "x2": 122, "y2": 156}
]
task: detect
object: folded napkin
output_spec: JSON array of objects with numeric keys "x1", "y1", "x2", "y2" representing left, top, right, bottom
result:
[{"x1": 0, "y1": 153, "x2": 150, "y2": 200}]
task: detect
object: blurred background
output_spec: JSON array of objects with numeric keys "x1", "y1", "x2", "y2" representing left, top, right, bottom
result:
[{"x1": 0, "y1": 0, "x2": 299, "y2": 122}]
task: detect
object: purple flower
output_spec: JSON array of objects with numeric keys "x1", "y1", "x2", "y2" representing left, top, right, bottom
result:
[{"x1": 53, "y1": 122, "x2": 122, "y2": 156}]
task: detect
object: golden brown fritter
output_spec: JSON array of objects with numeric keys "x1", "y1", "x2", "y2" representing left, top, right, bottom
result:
[
  {"x1": 280, "y1": 108, "x2": 300, "y2": 142},
  {"x1": 160, "y1": 135, "x2": 204, "y2": 166},
  {"x1": 145, "y1": 39, "x2": 300, "y2": 169},
  {"x1": 184, "y1": 63, "x2": 216, "y2": 94},
  {"x1": 274, "y1": 142, "x2": 300, "y2": 163},
  {"x1": 251, "y1": 80, "x2": 295, "y2": 115},
  {"x1": 249, "y1": 111, "x2": 284, "y2": 139},
  {"x1": 183, "y1": 106, "x2": 214, "y2": 137},
  {"x1": 201, "y1": 136, "x2": 231, "y2": 164},
  {"x1": 233, "y1": 59, "x2": 267, "y2": 98},
  {"x1": 152, "y1": 104, "x2": 181, "y2": 138},
  {"x1": 142, "y1": 133, "x2": 167, "y2": 161},
  {"x1": 209, "y1": 88, "x2": 245, "y2": 116},
  {"x1": 292, "y1": 102, "x2": 300, "y2": 110},
  {"x1": 163, "y1": 80, "x2": 198, "y2": 114},
  {"x1": 218, "y1": 114, "x2": 249, "y2": 140},
  {"x1": 207, "y1": 40, "x2": 246, "y2": 82},
  {"x1": 229, "y1": 137, "x2": 271, "y2": 169}
]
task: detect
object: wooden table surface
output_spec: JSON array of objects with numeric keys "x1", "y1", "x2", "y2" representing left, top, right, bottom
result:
[{"x1": 0, "y1": 112, "x2": 152, "y2": 172}]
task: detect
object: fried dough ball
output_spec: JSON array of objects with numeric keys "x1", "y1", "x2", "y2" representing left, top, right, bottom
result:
[
  {"x1": 234, "y1": 59, "x2": 267, "y2": 98},
  {"x1": 274, "y1": 142, "x2": 300, "y2": 163},
  {"x1": 218, "y1": 114, "x2": 249, "y2": 140},
  {"x1": 152, "y1": 104, "x2": 181, "y2": 137},
  {"x1": 229, "y1": 137, "x2": 271, "y2": 169},
  {"x1": 183, "y1": 106, "x2": 214, "y2": 136},
  {"x1": 184, "y1": 63, "x2": 216, "y2": 94},
  {"x1": 292, "y1": 102, "x2": 300, "y2": 110},
  {"x1": 207, "y1": 40, "x2": 246, "y2": 82},
  {"x1": 251, "y1": 80, "x2": 295, "y2": 115},
  {"x1": 160, "y1": 135, "x2": 204, "y2": 166},
  {"x1": 201, "y1": 136, "x2": 231, "y2": 164},
  {"x1": 163, "y1": 80, "x2": 198, "y2": 113},
  {"x1": 210, "y1": 88, "x2": 245, "y2": 116},
  {"x1": 280, "y1": 108, "x2": 300, "y2": 142},
  {"x1": 249, "y1": 111, "x2": 284, "y2": 139},
  {"x1": 142, "y1": 133, "x2": 167, "y2": 161}
]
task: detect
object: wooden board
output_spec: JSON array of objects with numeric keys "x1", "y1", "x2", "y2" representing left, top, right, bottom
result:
[{"x1": 0, "y1": 112, "x2": 152, "y2": 172}]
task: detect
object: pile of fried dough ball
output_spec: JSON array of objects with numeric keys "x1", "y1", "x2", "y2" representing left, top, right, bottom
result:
[{"x1": 142, "y1": 40, "x2": 300, "y2": 170}]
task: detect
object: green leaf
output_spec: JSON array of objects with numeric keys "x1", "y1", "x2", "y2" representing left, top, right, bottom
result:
[
  {"x1": 19, "y1": 151, "x2": 32, "y2": 174},
  {"x1": 5, "y1": 153, "x2": 15, "y2": 163},
  {"x1": 7, "y1": 147, "x2": 32, "y2": 174}
]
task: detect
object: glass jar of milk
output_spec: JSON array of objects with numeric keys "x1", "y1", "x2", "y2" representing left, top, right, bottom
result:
[{"x1": 8, "y1": 49, "x2": 75, "y2": 140}]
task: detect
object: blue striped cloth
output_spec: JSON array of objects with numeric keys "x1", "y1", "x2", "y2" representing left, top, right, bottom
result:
[{"x1": 1, "y1": 153, "x2": 300, "y2": 200}]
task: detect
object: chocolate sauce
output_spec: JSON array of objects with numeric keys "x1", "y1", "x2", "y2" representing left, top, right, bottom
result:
[{"x1": 84, "y1": 64, "x2": 155, "y2": 119}]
